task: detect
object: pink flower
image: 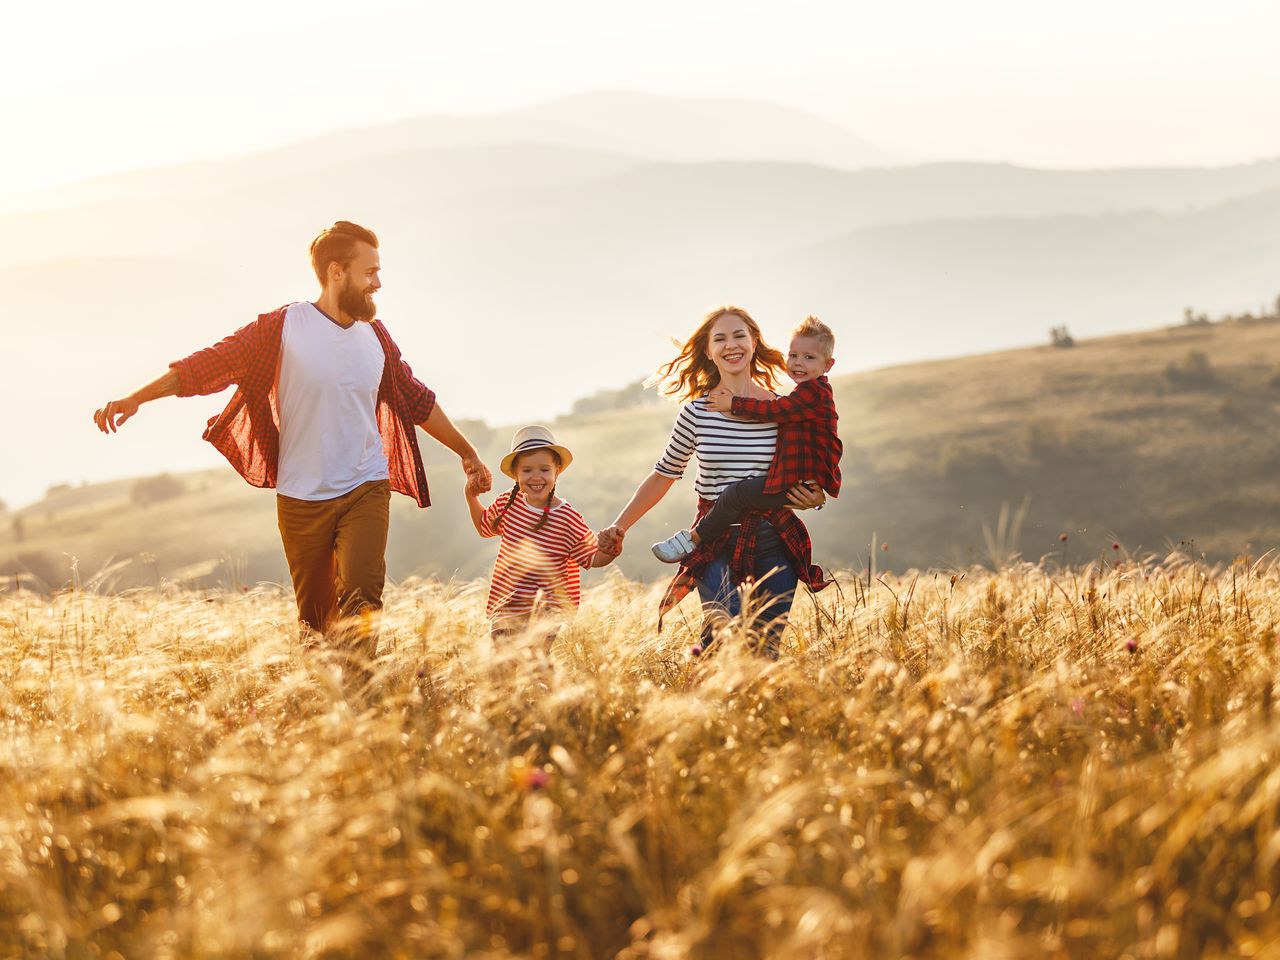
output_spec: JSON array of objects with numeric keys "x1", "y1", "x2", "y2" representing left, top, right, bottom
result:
[
  {"x1": 690, "y1": 644, "x2": 705, "y2": 657},
  {"x1": 1070, "y1": 698, "x2": 1085, "y2": 716},
  {"x1": 1112, "y1": 542, "x2": 1120, "y2": 551},
  {"x1": 1126, "y1": 639, "x2": 1138, "y2": 653},
  {"x1": 881, "y1": 543, "x2": 890, "y2": 551},
  {"x1": 1059, "y1": 534, "x2": 1069, "y2": 542},
  {"x1": 522, "y1": 769, "x2": 550, "y2": 791}
]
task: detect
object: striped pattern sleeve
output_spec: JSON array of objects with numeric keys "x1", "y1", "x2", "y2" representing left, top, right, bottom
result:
[
  {"x1": 654, "y1": 404, "x2": 698, "y2": 480},
  {"x1": 653, "y1": 399, "x2": 778, "y2": 500},
  {"x1": 479, "y1": 490, "x2": 513, "y2": 538}
]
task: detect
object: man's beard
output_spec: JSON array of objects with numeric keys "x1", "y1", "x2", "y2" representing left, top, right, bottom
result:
[{"x1": 339, "y1": 281, "x2": 376, "y2": 322}]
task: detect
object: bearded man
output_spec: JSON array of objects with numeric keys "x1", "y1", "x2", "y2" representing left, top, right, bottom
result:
[{"x1": 93, "y1": 221, "x2": 492, "y2": 669}]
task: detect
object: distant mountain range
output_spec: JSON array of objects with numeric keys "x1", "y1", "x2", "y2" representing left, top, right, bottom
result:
[{"x1": 5, "y1": 90, "x2": 1280, "y2": 509}]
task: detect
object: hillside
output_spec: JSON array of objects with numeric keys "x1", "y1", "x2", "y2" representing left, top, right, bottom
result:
[{"x1": 7, "y1": 315, "x2": 1280, "y2": 591}]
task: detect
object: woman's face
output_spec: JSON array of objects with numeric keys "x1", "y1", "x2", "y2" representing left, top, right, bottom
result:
[{"x1": 705, "y1": 313, "x2": 756, "y2": 377}]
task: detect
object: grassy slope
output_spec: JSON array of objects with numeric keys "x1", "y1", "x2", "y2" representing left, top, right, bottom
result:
[
  {"x1": 1, "y1": 559, "x2": 1279, "y2": 956},
  {"x1": 5, "y1": 316, "x2": 1280, "y2": 589}
]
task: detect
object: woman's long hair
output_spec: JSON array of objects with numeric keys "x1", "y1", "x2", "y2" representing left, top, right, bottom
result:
[{"x1": 646, "y1": 305, "x2": 786, "y2": 404}]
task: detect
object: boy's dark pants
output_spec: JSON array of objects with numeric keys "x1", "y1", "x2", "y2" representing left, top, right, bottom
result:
[{"x1": 695, "y1": 477, "x2": 794, "y2": 543}]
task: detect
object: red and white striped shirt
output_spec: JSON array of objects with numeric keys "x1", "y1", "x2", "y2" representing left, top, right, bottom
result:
[{"x1": 479, "y1": 491, "x2": 598, "y2": 621}]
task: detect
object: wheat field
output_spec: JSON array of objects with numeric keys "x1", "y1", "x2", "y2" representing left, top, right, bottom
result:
[{"x1": 1, "y1": 555, "x2": 1278, "y2": 959}]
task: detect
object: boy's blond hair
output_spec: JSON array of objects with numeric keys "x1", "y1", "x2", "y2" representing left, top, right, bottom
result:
[{"x1": 792, "y1": 315, "x2": 835, "y2": 358}]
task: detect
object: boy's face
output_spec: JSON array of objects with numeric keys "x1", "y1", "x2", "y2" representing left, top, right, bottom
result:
[{"x1": 787, "y1": 335, "x2": 835, "y2": 382}]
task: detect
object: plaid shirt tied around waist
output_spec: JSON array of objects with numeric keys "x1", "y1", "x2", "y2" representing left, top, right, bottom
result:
[
  {"x1": 658, "y1": 497, "x2": 831, "y2": 627},
  {"x1": 730, "y1": 376, "x2": 842, "y2": 497},
  {"x1": 169, "y1": 303, "x2": 438, "y2": 506}
]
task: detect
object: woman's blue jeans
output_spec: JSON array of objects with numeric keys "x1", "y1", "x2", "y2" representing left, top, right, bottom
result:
[{"x1": 695, "y1": 521, "x2": 798, "y2": 658}]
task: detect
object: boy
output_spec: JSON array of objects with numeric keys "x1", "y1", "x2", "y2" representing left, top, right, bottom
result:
[{"x1": 652, "y1": 315, "x2": 843, "y2": 562}]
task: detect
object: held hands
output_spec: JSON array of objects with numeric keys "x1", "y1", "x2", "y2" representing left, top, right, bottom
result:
[
  {"x1": 596, "y1": 524, "x2": 626, "y2": 558},
  {"x1": 462, "y1": 455, "x2": 492, "y2": 495},
  {"x1": 706, "y1": 387, "x2": 734, "y2": 413},
  {"x1": 786, "y1": 481, "x2": 826, "y2": 510},
  {"x1": 93, "y1": 396, "x2": 140, "y2": 434}
]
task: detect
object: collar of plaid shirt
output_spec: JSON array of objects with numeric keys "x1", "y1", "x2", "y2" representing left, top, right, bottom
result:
[{"x1": 658, "y1": 496, "x2": 830, "y2": 628}]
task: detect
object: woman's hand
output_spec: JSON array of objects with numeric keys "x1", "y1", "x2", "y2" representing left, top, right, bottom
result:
[
  {"x1": 786, "y1": 481, "x2": 826, "y2": 510},
  {"x1": 597, "y1": 525, "x2": 626, "y2": 556}
]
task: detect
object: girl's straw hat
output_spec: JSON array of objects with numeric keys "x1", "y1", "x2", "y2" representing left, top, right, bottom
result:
[{"x1": 500, "y1": 425, "x2": 574, "y2": 479}]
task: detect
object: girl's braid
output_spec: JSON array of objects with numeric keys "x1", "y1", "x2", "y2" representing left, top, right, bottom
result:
[
  {"x1": 494, "y1": 481, "x2": 521, "y2": 532},
  {"x1": 534, "y1": 482, "x2": 556, "y2": 530}
]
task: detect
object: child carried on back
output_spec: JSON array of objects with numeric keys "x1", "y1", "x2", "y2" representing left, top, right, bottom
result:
[{"x1": 651, "y1": 316, "x2": 842, "y2": 562}]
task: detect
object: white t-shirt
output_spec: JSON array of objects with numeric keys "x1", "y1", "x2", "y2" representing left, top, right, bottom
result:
[{"x1": 277, "y1": 302, "x2": 390, "y2": 500}]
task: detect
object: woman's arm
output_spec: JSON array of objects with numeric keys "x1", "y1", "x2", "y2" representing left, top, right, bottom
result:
[{"x1": 599, "y1": 470, "x2": 677, "y2": 554}]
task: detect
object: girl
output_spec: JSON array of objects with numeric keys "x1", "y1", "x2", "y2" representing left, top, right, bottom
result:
[{"x1": 465, "y1": 426, "x2": 615, "y2": 637}]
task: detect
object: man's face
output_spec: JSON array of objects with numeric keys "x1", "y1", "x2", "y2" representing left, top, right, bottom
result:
[{"x1": 337, "y1": 242, "x2": 381, "y2": 322}]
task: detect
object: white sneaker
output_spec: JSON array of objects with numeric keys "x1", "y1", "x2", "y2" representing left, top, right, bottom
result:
[{"x1": 652, "y1": 529, "x2": 697, "y2": 563}]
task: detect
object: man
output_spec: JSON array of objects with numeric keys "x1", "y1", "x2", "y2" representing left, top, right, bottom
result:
[{"x1": 93, "y1": 221, "x2": 492, "y2": 670}]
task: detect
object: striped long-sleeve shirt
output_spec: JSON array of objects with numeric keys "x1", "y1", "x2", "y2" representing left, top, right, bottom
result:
[
  {"x1": 479, "y1": 491, "x2": 598, "y2": 622},
  {"x1": 653, "y1": 398, "x2": 778, "y2": 499}
]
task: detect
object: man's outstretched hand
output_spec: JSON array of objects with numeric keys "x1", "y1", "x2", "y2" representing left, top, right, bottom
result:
[
  {"x1": 462, "y1": 456, "x2": 493, "y2": 494},
  {"x1": 93, "y1": 396, "x2": 140, "y2": 434}
]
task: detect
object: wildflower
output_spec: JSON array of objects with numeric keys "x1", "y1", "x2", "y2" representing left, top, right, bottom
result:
[
  {"x1": 1126, "y1": 639, "x2": 1138, "y2": 653},
  {"x1": 1059, "y1": 534, "x2": 1069, "y2": 542},
  {"x1": 881, "y1": 543, "x2": 890, "y2": 551},
  {"x1": 510, "y1": 759, "x2": 551, "y2": 792},
  {"x1": 1112, "y1": 542, "x2": 1120, "y2": 551},
  {"x1": 690, "y1": 644, "x2": 705, "y2": 657},
  {"x1": 1070, "y1": 698, "x2": 1085, "y2": 716}
]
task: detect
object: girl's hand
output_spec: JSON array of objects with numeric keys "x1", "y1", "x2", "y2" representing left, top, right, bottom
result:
[
  {"x1": 786, "y1": 481, "x2": 826, "y2": 510},
  {"x1": 462, "y1": 455, "x2": 492, "y2": 494},
  {"x1": 706, "y1": 387, "x2": 734, "y2": 413},
  {"x1": 597, "y1": 525, "x2": 626, "y2": 556}
]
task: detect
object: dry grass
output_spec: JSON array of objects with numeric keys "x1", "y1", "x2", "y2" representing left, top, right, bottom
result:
[{"x1": 2, "y1": 556, "x2": 1279, "y2": 959}]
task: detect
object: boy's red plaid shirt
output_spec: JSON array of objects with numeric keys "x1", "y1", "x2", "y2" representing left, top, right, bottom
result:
[
  {"x1": 731, "y1": 375, "x2": 842, "y2": 497},
  {"x1": 169, "y1": 304, "x2": 438, "y2": 507}
]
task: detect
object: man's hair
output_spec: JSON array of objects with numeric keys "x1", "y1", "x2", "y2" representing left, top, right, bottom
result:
[
  {"x1": 792, "y1": 315, "x2": 835, "y2": 358},
  {"x1": 309, "y1": 221, "x2": 378, "y2": 284}
]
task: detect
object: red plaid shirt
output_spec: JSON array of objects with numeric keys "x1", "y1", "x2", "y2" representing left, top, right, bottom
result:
[
  {"x1": 169, "y1": 304, "x2": 438, "y2": 506},
  {"x1": 730, "y1": 376, "x2": 842, "y2": 497},
  {"x1": 659, "y1": 497, "x2": 830, "y2": 626}
]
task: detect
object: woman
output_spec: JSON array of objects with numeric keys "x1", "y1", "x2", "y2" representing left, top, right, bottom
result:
[{"x1": 599, "y1": 306, "x2": 828, "y2": 657}]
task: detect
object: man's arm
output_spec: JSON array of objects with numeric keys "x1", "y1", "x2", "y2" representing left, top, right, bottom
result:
[
  {"x1": 93, "y1": 316, "x2": 270, "y2": 434},
  {"x1": 93, "y1": 369, "x2": 181, "y2": 434},
  {"x1": 419, "y1": 404, "x2": 493, "y2": 494}
]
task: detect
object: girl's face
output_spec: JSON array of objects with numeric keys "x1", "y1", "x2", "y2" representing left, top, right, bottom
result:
[
  {"x1": 705, "y1": 312, "x2": 756, "y2": 377},
  {"x1": 514, "y1": 449, "x2": 560, "y2": 504}
]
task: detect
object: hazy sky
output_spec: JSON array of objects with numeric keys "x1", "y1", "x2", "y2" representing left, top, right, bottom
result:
[{"x1": 5, "y1": 0, "x2": 1280, "y2": 202}]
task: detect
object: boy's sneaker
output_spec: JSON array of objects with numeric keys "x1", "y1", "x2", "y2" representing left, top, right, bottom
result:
[{"x1": 651, "y1": 529, "x2": 697, "y2": 563}]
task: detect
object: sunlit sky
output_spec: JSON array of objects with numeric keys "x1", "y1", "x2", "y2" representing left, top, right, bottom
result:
[{"x1": 5, "y1": 0, "x2": 1280, "y2": 203}]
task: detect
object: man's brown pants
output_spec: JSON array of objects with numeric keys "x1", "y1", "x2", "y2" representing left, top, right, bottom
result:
[{"x1": 276, "y1": 479, "x2": 391, "y2": 666}]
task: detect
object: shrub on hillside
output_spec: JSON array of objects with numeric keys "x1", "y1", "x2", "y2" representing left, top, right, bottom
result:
[
  {"x1": 131, "y1": 473, "x2": 185, "y2": 507},
  {"x1": 1048, "y1": 326, "x2": 1074, "y2": 348},
  {"x1": 1164, "y1": 350, "x2": 1216, "y2": 389}
]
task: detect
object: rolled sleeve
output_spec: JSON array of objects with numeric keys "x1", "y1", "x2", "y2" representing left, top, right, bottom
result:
[
  {"x1": 397, "y1": 358, "x2": 437, "y2": 425},
  {"x1": 169, "y1": 324, "x2": 256, "y2": 397}
]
